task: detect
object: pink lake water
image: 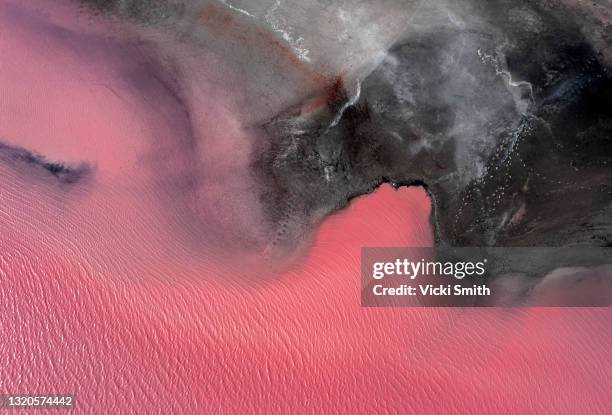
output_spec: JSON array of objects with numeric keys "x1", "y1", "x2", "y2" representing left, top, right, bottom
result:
[{"x1": 0, "y1": 1, "x2": 610, "y2": 413}]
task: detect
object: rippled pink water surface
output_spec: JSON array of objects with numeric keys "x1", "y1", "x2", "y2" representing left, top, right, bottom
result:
[{"x1": 1, "y1": 1, "x2": 610, "y2": 414}]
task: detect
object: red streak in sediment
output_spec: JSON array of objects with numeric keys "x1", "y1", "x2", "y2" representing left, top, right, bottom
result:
[
  {"x1": 197, "y1": 4, "x2": 325, "y2": 83},
  {"x1": 2, "y1": 185, "x2": 611, "y2": 414},
  {"x1": 197, "y1": 3, "x2": 346, "y2": 113}
]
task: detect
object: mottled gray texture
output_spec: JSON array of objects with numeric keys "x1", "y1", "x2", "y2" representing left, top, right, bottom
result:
[
  {"x1": 256, "y1": 0, "x2": 612, "y2": 253},
  {"x1": 78, "y1": 0, "x2": 612, "y2": 268}
]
